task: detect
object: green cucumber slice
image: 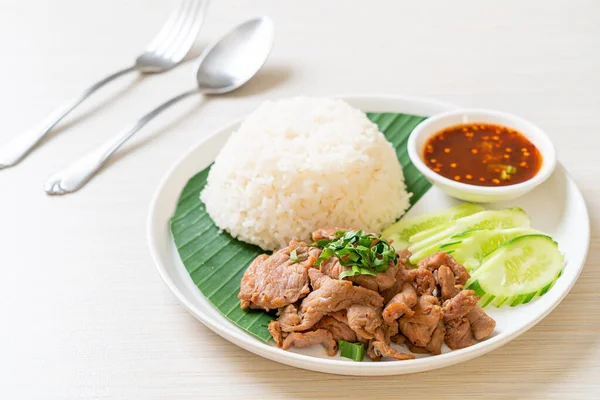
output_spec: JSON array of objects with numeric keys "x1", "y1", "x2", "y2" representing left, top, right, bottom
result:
[
  {"x1": 438, "y1": 227, "x2": 540, "y2": 272},
  {"x1": 382, "y1": 203, "x2": 484, "y2": 250},
  {"x1": 465, "y1": 235, "x2": 564, "y2": 307},
  {"x1": 408, "y1": 208, "x2": 531, "y2": 264},
  {"x1": 407, "y1": 224, "x2": 449, "y2": 245}
]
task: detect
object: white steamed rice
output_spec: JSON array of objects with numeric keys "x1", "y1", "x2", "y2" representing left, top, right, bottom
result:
[{"x1": 200, "y1": 97, "x2": 411, "y2": 250}]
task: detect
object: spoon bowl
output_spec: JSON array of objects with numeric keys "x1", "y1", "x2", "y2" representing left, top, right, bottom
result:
[{"x1": 196, "y1": 17, "x2": 275, "y2": 94}]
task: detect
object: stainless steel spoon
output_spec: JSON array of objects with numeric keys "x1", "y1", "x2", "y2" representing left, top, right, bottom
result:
[
  {"x1": 0, "y1": 0, "x2": 209, "y2": 169},
  {"x1": 45, "y1": 16, "x2": 274, "y2": 195}
]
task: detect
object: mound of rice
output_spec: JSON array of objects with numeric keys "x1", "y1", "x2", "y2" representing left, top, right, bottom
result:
[{"x1": 200, "y1": 97, "x2": 411, "y2": 250}]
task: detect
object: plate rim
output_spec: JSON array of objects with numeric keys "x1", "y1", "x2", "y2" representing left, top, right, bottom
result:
[{"x1": 147, "y1": 94, "x2": 591, "y2": 375}]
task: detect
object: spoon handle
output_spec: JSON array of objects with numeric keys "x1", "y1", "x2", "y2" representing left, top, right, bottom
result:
[
  {"x1": 0, "y1": 65, "x2": 137, "y2": 169},
  {"x1": 44, "y1": 88, "x2": 199, "y2": 195}
]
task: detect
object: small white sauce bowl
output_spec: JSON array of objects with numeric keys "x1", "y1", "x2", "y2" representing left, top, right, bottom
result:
[{"x1": 407, "y1": 109, "x2": 557, "y2": 203}]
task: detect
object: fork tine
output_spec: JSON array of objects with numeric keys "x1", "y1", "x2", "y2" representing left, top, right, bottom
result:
[
  {"x1": 162, "y1": 0, "x2": 207, "y2": 61},
  {"x1": 153, "y1": 0, "x2": 197, "y2": 56},
  {"x1": 144, "y1": 0, "x2": 191, "y2": 53},
  {"x1": 145, "y1": 0, "x2": 193, "y2": 53}
]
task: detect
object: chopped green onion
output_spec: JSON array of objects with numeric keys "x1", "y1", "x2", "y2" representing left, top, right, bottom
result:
[
  {"x1": 338, "y1": 340, "x2": 364, "y2": 361},
  {"x1": 338, "y1": 266, "x2": 378, "y2": 280},
  {"x1": 290, "y1": 249, "x2": 299, "y2": 263},
  {"x1": 311, "y1": 230, "x2": 397, "y2": 279},
  {"x1": 489, "y1": 163, "x2": 517, "y2": 180}
]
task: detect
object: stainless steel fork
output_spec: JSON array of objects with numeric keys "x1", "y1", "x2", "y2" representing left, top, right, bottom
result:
[{"x1": 0, "y1": 0, "x2": 208, "y2": 169}]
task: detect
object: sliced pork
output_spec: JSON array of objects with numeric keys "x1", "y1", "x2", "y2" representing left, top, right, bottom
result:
[
  {"x1": 399, "y1": 295, "x2": 442, "y2": 348},
  {"x1": 442, "y1": 290, "x2": 481, "y2": 350},
  {"x1": 282, "y1": 329, "x2": 338, "y2": 356},
  {"x1": 425, "y1": 321, "x2": 446, "y2": 355},
  {"x1": 442, "y1": 290, "x2": 479, "y2": 322},
  {"x1": 239, "y1": 240, "x2": 318, "y2": 311},
  {"x1": 369, "y1": 341, "x2": 415, "y2": 361},
  {"x1": 315, "y1": 316, "x2": 357, "y2": 342},
  {"x1": 445, "y1": 318, "x2": 475, "y2": 350},
  {"x1": 318, "y1": 256, "x2": 347, "y2": 279},
  {"x1": 268, "y1": 320, "x2": 284, "y2": 347},
  {"x1": 280, "y1": 269, "x2": 383, "y2": 332},
  {"x1": 418, "y1": 252, "x2": 470, "y2": 285},
  {"x1": 349, "y1": 264, "x2": 398, "y2": 292},
  {"x1": 367, "y1": 320, "x2": 414, "y2": 361},
  {"x1": 317, "y1": 255, "x2": 397, "y2": 293},
  {"x1": 311, "y1": 227, "x2": 347, "y2": 242},
  {"x1": 382, "y1": 282, "x2": 417, "y2": 324},
  {"x1": 438, "y1": 264, "x2": 461, "y2": 301},
  {"x1": 466, "y1": 306, "x2": 496, "y2": 340},
  {"x1": 277, "y1": 304, "x2": 302, "y2": 329},
  {"x1": 347, "y1": 304, "x2": 383, "y2": 339},
  {"x1": 408, "y1": 268, "x2": 436, "y2": 296}
]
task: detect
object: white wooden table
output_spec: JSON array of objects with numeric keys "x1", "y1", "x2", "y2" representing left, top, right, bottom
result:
[{"x1": 1, "y1": 0, "x2": 599, "y2": 398}]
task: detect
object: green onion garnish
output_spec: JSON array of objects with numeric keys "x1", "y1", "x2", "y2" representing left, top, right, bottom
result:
[
  {"x1": 290, "y1": 249, "x2": 300, "y2": 263},
  {"x1": 338, "y1": 340, "x2": 365, "y2": 361},
  {"x1": 312, "y1": 230, "x2": 397, "y2": 279}
]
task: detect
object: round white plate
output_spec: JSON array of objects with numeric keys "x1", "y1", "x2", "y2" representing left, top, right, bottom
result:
[{"x1": 147, "y1": 95, "x2": 590, "y2": 376}]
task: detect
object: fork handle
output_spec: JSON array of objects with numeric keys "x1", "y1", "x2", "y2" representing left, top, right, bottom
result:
[
  {"x1": 0, "y1": 65, "x2": 137, "y2": 169},
  {"x1": 44, "y1": 88, "x2": 200, "y2": 195}
]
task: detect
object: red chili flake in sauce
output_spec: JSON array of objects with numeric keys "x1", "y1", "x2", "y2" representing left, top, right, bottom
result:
[{"x1": 423, "y1": 123, "x2": 542, "y2": 187}]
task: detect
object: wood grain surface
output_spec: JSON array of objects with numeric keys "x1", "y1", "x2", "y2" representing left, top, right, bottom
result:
[{"x1": 0, "y1": 0, "x2": 598, "y2": 398}]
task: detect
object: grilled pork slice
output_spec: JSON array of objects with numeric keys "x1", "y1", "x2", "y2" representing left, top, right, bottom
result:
[
  {"x1": 442, "y1": 290, "x2": 481, "y2": 350},
  {"x1": 315, "y1": 316, "x2": 357, "y2": 342},
  {"x1": 466, "y1": 306, "x2": 496, "y2": 340},
  {"x1": 418, "y1": 252, "x2": 470, "y2": 285},
  {"x1": 445, "y1": 318, "x2": 475, "y2": 350},
  {"x1": 239, "y1": 240, "x2": 320, "y2": 311},
  {"x1": 367, "y1": 321, "x2": 414, "y2": 361},
  {"x1": 437, "y1": 265, "x2": 461, "y2": 301},
  {"x1": 282, "y1": 329, "x2": 338, "y2": 356},
  {"x1": 318, "y1": 256, "x2": 347, "y2": 280},
  {"x1": 268, "y1": 320, "x2": 285, "y2": 347},
  {"x1": 311, "y1": 227, "x2": 347, "y2": 242},
  {"x1": 382, "y1": 282, "x2": 417, "y2": 324},
  {"x1": 399, "y1": 295, "x2": 442, "y2": 348},
  {"x1": 408, "y1": 268, "x2": 437, "y2": 296},
  {"x1": 349, "y1": 264, "x2": 398, "y2": 292},
  {"x1": 442, "y1": 290, "x2": 479, "y2": 322},
  {"x1": 347, "y1": 304, "x2": 383, "y2": 340},
  {"x1": 425, "y1": 321, "x2": 446, "y2": 355},
  {"x1": 279, "y1": 269, "x2": 384, "y2": 333},
  {"x1": 369, "y1": 341, "x2": 415, "y2": 361}
]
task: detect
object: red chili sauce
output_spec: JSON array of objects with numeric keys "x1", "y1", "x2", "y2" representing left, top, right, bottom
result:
[{"x1": 423, "y1": 123, "x2": 542, "y2": 187}]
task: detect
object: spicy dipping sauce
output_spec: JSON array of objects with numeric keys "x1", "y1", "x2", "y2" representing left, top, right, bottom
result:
[{"x1": 423, "y1": 123, "x2": 542, "y2": 187}]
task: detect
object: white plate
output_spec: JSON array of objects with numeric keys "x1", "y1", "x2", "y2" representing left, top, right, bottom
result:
[{"x1": 147, "y1": 95, "x2": 590, "y2": 376}]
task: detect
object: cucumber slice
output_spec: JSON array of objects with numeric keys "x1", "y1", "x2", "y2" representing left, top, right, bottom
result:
[
  {"x1": 382, "y1": 203, "x2": 484, "y2": 250},
  {"x1": 438, "y1": 228, "x2": 540, "y2": 272},
  {"x1": 408, "y1": 208, "x2": 531, "y2": 264},
  {"x1": 466, "y1": 235, "x2": 564, "y2": 307},
  {"x1": 407, "y1": 224, "x2": 449, "y2": 245}
]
